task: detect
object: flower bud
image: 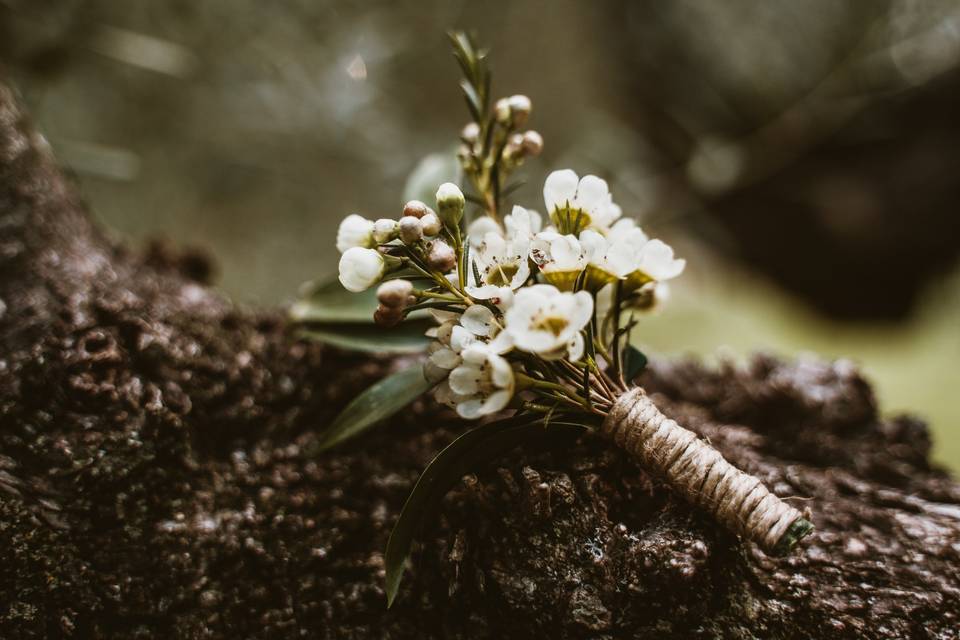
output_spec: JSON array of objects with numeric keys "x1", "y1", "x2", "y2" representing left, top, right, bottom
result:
[
  {"x1": 420, "y1": 212, "x2": 441, "y2": 236},
  {"x1": 398, "y1": 216, "x2": 423, "y2": 244},
  {"x1": 502, "y1": 133, "x2": 524, "y2": 161},
  {"x1": 508, "y1": 95, "x2": 532, "y2": 127},
  {"x1": 521, "y1": 130, "x2": 543, "y2": 156},
  {"x1": 461, "y1": 122, "x2": 480, "y2": 143},
  {"x1": 377, "y1": 279, "x2": 414, "y2": 308},
  {"x1": 338, "y1": 247, "x2": 386, "y2": 292},
  {"x1": 427, "y1": 240, "x2": 457, "y2": 272},
  {"x1": 494, "y1": 98, "x2": 511, "y2": 124},
  {"x1": 374, "y1": 303, "x2": 404, "y2": 327},
  {"x1": 435, "y1": 182, "x2": 465, "y2": 228},
  {"x1": 336, "y1": 214, "x2": 375, "y2": 253},
  {"x1": 402, "y1": 200, "x2": 432, "y2": 219},
  {"x1": 373, "y1": 218, "x2": 398, "y2": 244}
]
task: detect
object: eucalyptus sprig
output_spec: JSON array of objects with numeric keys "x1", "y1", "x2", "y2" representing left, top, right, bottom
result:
[{"x1": 294, "y1": 30, "x2": 813, "y2": 608}]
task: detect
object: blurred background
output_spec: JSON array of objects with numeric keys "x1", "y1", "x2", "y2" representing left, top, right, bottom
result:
[{"x1": 2, "y1": 0, "x2": 958, "y2": 469}]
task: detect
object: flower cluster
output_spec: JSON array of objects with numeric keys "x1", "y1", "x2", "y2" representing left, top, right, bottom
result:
[{"x1": 335, "y1": 162, "x2": 685, "y2": 419}]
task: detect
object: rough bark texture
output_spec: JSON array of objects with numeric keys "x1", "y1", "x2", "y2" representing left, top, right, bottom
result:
[{"x1": 1, "y1": 80, "x2": 959, "y2": 640}]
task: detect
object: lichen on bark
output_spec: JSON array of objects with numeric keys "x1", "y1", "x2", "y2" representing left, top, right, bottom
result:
[{"x1": 1, "y1": 80, "x2": 959, "y2": 639}]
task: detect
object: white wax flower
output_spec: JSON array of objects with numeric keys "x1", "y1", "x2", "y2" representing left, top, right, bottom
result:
[
  {"x1": 336, "y1": 214, "x2": 375, "y2": 253},
  {"x1": 466, "y1": 206, "x2": 541, "y2": 249},
  {"x1": 635, "y1": 239, "x2": 686, "y2": 282},
  {"x1": 503, "y1": 205, "x2": 542, "y2": 242},
  {"x1": 503, "y1": 284, "x2": 593, "y2": 360},
  {"x1": 543, "y1": 169, "x2": 622, "y2": 232},
  {"x1": 338, "y1": 247, "x2": 385, "y2": 293},
  {"x1": 529, "y1": 231, "x2": 586, "y2": 290},
  {"x1": 423, "y1": 305, "x2": 510, "y2": 384},
  {"x1": 579, "y1": 229, "x2": 636, "y2": 286},
  {"x1": 465, "y1": 232, "x2": 531, "y2": 302},
  {"x1": 467, "y1": 217, "x2": 502, "y2": 249},
  {"x1": 441, "y1": 343, "x2": 515, "y2": 419}
]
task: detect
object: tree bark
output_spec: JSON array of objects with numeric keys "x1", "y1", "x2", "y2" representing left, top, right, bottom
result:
[{"x1": 1, "y1": 79, "x2": 958, "y2": 639}]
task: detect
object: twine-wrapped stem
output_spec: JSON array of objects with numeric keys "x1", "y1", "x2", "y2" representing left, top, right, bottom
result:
[{"x1": 603, "y1": 388, "x2": 813, "y2": 555}]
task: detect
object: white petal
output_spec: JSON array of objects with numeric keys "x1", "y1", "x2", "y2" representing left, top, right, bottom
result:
[
  {"x1": 461, "y1": 305, "x2": 496, "y2": 337},
  {"x1": 605, "y1": 240, "x2": 636, "y2": 277},
  {"x1": 574, "y1": 175, "x2": 610, "y2": 215},
  {"x1": 480, "y1": 389, "x2": 512, "y2": 414},
  {"x1": 508, "y1": 260, "x2": 531, "y2": 290},
  {"x1": 543, "y1": 169, "x2": 579, "y2": 212},
  {"x1": 466, "y1": 283, "x2": 509, "y2": 300},
  {"x1": 429, "y1": 347, "x2": 461, "y2": 369},
  {"x1": 578, "y1": 229, "x2": 607, "y2": 263},
  {"x1": 639, "y1": 240, "x2": 686, "y2": 281},
  {"x1": 456, "y1": 398, "x2": 485, "y2": 419},
  {"x1": 467, "y1": 217, "x2": 502, "y2": 248},
  {"x1": 554, "y1": 236, "x2": 585, "y2": 270},
  {"x1": 488, "y1": 354, "x2": 514, "y2": 389},
  {"x1": 568, "y1": 291, "x2": 595, "y2": 332},
  {"x1": 460, "y1": 343, "x2": 491, "y2": 365},
  {"x1": 487, "y1": 330, "x2": 514, "y2": 354},
  {"x1": 567, "y1": 332, "x2": 585, "y2": 361},
  {"x1": 450, "y1": 325, "x2": 477, "y2": 352},
  {"x1": 449, "y1": 365, "x2": 481, "y2": 395}
]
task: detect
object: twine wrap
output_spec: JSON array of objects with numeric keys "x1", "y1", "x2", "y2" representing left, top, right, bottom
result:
[{"x1": 603, "y1": 388, "x2": 813, "y2": 555}]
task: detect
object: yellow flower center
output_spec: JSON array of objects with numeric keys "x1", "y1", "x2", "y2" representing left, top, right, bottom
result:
[
  {"x1": 550, "y1": 204, "x2": 591, "y2": 235},
  {"x1": 533, "y1": 314, "x2": 569, "y2": 337},
  {"x1": 486, "y1": 261, "x2": 519, "y2": 286}
]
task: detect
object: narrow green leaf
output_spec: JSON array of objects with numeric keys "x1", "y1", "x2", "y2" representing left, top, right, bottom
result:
[
  {"x1": 384, "y1": 417, "x2": 588, "y2": 607},
  {"x1": 622, "y1": 345, "x2": 649, "y2": 382},
  {"x1": 460, "y1": 80, "x2": 482, "y2": 122},
  {"x1": 298, "y1": 322, "x2": 431, "y2": 354},
  {"x1": 291, "y1": 279, "x2": 378, "y2": 323},
  {"x1": 316, "y1": 365, "x2": 433, "y2": 452}
]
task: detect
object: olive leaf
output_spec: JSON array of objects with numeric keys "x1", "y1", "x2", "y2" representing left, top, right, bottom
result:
[
  {"x1": 622, "y1": 345, "x2": 649, "y2": 382},
  {"x1": 297, "y1": 323, "x2": 431, "y2": 354},
  {"x1": 384, "y1": 416, "x2": 589, "y2": 607},
  {"x1": 313, "y1": 364, "x2": 433, "y2": 453}
]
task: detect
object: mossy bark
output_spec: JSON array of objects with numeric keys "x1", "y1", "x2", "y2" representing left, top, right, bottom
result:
[{"x1": 1, "y1": 80, "x2": 959, "y2": 639}]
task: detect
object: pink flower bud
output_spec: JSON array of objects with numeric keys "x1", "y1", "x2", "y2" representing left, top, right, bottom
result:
[
  {"x1": 376, "y1": 279, "x2": 414, "y2": 308},
  {"x1": 427, "y1": 240, "x2": 457, "y2": 272},
  {"x1": 420, "y1": 212, "x2": 441, "y2": 236},
  {"x1": 521, "y1": 130, "x2": 543, "y2": 156},
  {"x1": 398, "y1": 216, "x2": 423, "y2": 244},
  {"x1": 508, "y1": 95, "x2": 532, "y2": 127},
  {"x1": 374, "y1": 304, "x2": 404, "y2": 327},
  {"x1": 402, "y1": 200, "x2": 433, "y2": 219}
]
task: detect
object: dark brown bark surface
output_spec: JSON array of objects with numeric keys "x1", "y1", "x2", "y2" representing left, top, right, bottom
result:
[{"x1": 1, "y1": 80, "x2": 959, "y2": 639}]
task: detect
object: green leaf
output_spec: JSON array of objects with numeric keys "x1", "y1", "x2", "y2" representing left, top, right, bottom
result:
[
  {"x1": 384, "y1": 417, "x2": 588, "y2": 607},
  {"x1": 316, "y1": 364, "x2": 433, "y2": 452},
  {"x1": 298, "y1": 322, "x2": 431, "y2": 354},
  {"x1": 291, "y1": 279, "x2": 378, "y2": 323},
  {"x1": 622, "y1": 345, "x2": 648, "y2": 381},
  {"x1": 292, "y1": 276, "x2": 430, "y2": 325},
  {"x1": 459, "y1": 79, "x2": 483, "y2": 122}
]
